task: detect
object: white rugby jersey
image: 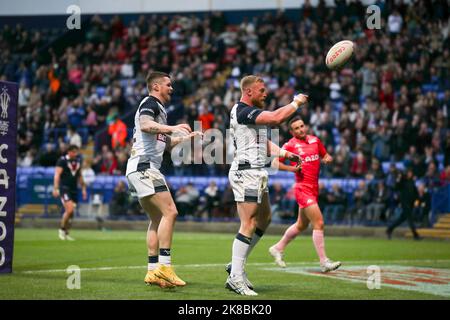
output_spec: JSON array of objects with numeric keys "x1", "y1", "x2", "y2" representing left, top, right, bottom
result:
[
  {"x1": 229, "y1": 102, "x2": 269, "y2": 170},
  {"x1": 126, "y1": 95, "x2": 168, "y2": 175}
]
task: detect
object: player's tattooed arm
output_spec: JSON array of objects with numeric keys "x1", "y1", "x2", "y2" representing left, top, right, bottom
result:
[
  {"x1": 139, "y1": 115, "x2": 174, "y2": 134},
  {"x1": 140, "y1": 115, "x2": 193, "y2": 136},
  {"x1": 165, "y1": 131, "x2": 203, "y2": 150}
]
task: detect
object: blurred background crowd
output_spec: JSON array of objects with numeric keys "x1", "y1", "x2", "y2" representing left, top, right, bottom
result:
[{"x1": 2, "y1": 0, "x2": 449, "y2": 224}]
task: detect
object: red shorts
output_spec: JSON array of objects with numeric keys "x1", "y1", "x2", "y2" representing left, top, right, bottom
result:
[{"x1": 294, "y1": 183, "x2": 319, "y2": 208}]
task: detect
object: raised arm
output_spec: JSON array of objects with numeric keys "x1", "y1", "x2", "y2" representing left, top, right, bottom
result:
[{"x1": 255, "y1": 93, "x2": 309, "y2": 126}]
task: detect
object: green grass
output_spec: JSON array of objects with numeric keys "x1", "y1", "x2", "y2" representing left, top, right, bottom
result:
[{"x1": 1, "y1": 228, "x2": 450, "y2": 300}]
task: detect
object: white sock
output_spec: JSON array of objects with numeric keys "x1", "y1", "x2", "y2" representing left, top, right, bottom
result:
[
  {"x1": 159, "y1": 248, "x2": 171, "y2": 266},
  {"x1": 231, "y1": 233, "x2": 251, "y2": 278},
  {"x1": 148, "y1": 256, "x2": 158, "y2": 271},
  {"x1": 147, "y1": 263, "x2": 158, "y2": 271}
]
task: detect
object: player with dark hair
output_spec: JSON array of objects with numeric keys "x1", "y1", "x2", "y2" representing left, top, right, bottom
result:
[
  {"x1": 269, "y1": 117, "x2": 341, "y2": 272},
  {"x1": 126, "y1": 71, "x2": 202, "y2": 288},
  {"x1": 225, "y1": 75, "x2": 308, "y2": 296},
  {"x1": 53, "y1": 144, "x2": 87, "y2": 241}
]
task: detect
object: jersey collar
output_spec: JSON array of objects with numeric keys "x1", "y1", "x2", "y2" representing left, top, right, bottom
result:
[{"x1": 149, "y1": 95, "x2": 165, "y2": 107}]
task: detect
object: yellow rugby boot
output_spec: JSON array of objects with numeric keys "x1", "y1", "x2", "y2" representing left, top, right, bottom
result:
[
  {"x1": 154, "y1": 265, "x2": 186, "y2": 286},
  {"x1": 144, "y1": 270, "x2": 175, "y2": 289}
]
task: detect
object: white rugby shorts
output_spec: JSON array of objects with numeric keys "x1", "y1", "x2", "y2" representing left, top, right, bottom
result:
[
  {"x1": 127, "y1": 168, "x2": 169, "y2": 199},
  {"x1": 228, "y1": 168, "x2": 269, "y2": 204}
]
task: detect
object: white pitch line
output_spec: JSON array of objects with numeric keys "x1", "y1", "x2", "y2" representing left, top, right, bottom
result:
[{"x1": 19, "y1": 259, "x2": 450, "y2": 274}]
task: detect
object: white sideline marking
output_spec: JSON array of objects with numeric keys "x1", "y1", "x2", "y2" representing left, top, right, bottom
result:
[
  {"x1": 262, "y1": 265, "x2": 450, "y2": 298},
  {"x1": 20, "y1": 259, "x2": 450, "y2": 274}
]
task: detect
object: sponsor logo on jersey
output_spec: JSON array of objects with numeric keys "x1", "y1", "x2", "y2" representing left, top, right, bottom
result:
[
  {"x1": 302, "y1": 154, "x2": 320, "y2": 163},
  {"x1": 157, "y1": 133, "x2": 167, "y2": 142},
  {"x1": 307, "y1": 199, "x2": 314, "y2": 204}
]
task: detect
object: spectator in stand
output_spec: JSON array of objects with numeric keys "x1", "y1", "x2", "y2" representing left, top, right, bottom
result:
[
  {"x1": 323, "y1": 184, "x2": 346, "y2": 224},
  {"x1": 279, "y1": 184, "x2": 298, "y2": 221},
  {"x1": 203, "y1": 181, "x2": 220, "y2": 220},
  {"x1": 19, "y1": 150, "x2": 35, "y2": 167},
  {"x1": 108, "y1": 113, "x2": 127, "y2": 150},
  {"x1": 100, "y1": 151, "x2": 118, "y2": 175},
  {"x1": 350, "y1": 150, "x2": 368, "y2": 177},
  {"x1": 66, "y1": 126, "x2": 82, "y2": 148},
  {"x1": 440, "y1": 165, "x2": 450, "y2": 186},
  {"x1": 114, "y1": 151, "x2": 128, "y2": 175},
  {"x1": 366, "y1": 181, "x2": 390, "y2": 223},
  {"x1": 175, "y1": 183, "x2": 200, "y2": 218},
  {"x1": 350, "y1": 180, "x2": 372, "y2": 224},
  {"x1": 84, "y1": 104, "x2": 98, "y2": 136},
  {"x1": 423, "y1": 162, "x2": 441, "y2": 189},
  {"x1": 367, "y1": 158, "x2": 385, "y2": 180},
  {"x1": 81, "y1": 159, "x2": 96, "y2": 187},
  {"x1": 220, "y1": 185, "x2": 236, "y2": 219},
  {"x1": 388, "y1": 9, "x2": 403, "y2": 35},
  {"x1": 67, "y1": 98, "x2": 86, "y2": 128},
  {"x1": 109, "y1": 181, "x2": 129, "y2": 219},
  {"x1": 413, "y1": 184, "x2": 431, "y2": 227},
  {"x1": 404, "y1": 146, "x2": 426, "y2": 177},
  {"x1": 36, "y1": 143, "x2": 59, "y2": 167},
  {"x1": 331, "y1": 152, "x2": 350, "y2": 178},
  {"x1": 197, "y1": 102, "x2": 215, "y2": 131}
]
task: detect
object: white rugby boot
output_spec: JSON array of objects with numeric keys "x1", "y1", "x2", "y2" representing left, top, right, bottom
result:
[
  {"x1": 225, "y1": 275, "x2": 258, "y2": 296},
  {"x1": 320, "y1": 258, "x2": 341, "y2": 273},
  {"x1": 225, "y1": 263, "x2": 254, "y2": 290},
  {"x1": 269, "y1": 245, "x2": 287, "y2": 268}
]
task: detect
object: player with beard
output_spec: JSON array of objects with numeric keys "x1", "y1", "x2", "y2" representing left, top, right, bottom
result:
[
  {"x1": 225, "y1": 75, "x2": 308, "y2": 296},
  {"x1": 269, "y1": 117, "x2": 341, "y2": 272}
]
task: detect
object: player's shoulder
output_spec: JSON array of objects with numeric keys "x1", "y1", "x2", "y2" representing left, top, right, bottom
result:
[
  {"x1": 138, "y1": 95, "x2": 161, "y2": 116},
  {"x1": 235, "y1": 102, "x2": 263, "y2": 124},
  {"x1": 284, "y1": 137, "x2": 297, "y2": 148},
  {"x1": 306, "y1": 135, "x2": 321, "y2": 144},
  {"x1": 56, "y1": 155, "x2": 67, "y2": 166},
  {"x1": 235, "y1": 101, "x2": 255, "y2": 114}
]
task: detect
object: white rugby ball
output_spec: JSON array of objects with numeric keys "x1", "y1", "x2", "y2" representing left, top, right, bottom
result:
[{"x1": 325, "y1": 40, "x2": 354, "y2": 70}]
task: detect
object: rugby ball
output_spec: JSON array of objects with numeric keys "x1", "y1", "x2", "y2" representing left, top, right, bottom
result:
[{"x1": 325, "y1": 40, "x2": 354, "y2": 70}]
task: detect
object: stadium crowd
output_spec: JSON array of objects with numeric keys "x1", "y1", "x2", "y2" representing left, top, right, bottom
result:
[{"x1": 1, "y1": 0, "x2": 449, "y2": 224}]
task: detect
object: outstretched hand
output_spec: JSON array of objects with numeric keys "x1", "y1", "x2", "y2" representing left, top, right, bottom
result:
[{"x1": 322, "y1": 154, "x2": 333, "y2": 164}]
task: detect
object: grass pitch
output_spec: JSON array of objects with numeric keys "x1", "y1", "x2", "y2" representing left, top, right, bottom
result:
[{"x1": 1, "y1": 228, "x2": 449, "y2": 300}]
